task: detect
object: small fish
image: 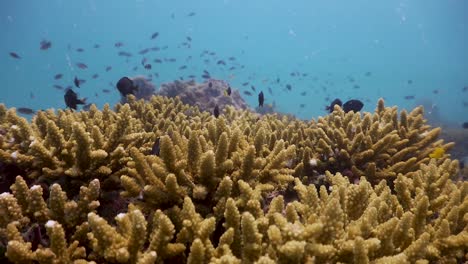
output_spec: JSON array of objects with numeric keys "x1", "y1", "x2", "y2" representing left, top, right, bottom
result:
[
  {"x1": 153, "y1": 59, "x2": 162, "y2": 63},
  {"x1": 243, "y1": 91, "x2": 252, "y2": 96},
  {"x1": 105, "y1": 66, "x2": 112, "y2": 72},
  {"x1": 286, "y1": 84, "x2": 292, "y2": 91},
  {"x1": 76, "y1": 48, "x2": 84, "y2": 52},
  {"x1": 213, "y1": 105, "x2": 220, "y2": 118},
  {"x1": 208, "y1": 82, "x2": 213, "y2": 88},
  {"x1": 258, "y1": 91, "x2": 264, "y2": 107},
  {"x1": 118, "y1": 51, "x2": 132, "y2": 57},
  {"x1": 201, "y1": 74, "x2": 210, "y2": 79},
  {"x1": 116, "y1": 77, "x2": 138, "y2": 97},
  {"x1": 179, "y1": 65, "x2": 187, "y2": 70},
  {"x1": 365, "y1": 71, "x2": 372, "y2": 77},
  {"x1": 299, "y1": 104, "x2": 305, "y2": 108},
  {"x1": 76, "y1": 62, "x2": 88, "y2": 69},
  {"x1": 151, "y1": 46, "x2": 160, "y2": 51},
  {"x1": 242, "y1": 82, "x2": 249, "y2": 86},
  {"x1": 432, "y1": 89, "x2": 439, "y2": 94},
  {"x1": 353, "y1": 85, "x2": 360, "y2": 89},
  {"x1": 54, "y1": 73, "x2": 63, "y2": 80},
  {"x1": 300, "y1": 91, "x2": 307, "y2": 96},
  {"x1": 217, "y1": 60, "x2": 226, "y2": 65},
  {"x1": 102, "y1": 89, "x2": 111, "y2": 93},
  {"x1": 407, "y1": 80, "x2": 413, "y2": 84},
  {"x1": 326, "y1": 98, "x2": 342, "y2": 113},
  {"x1": 114, "y1": 42, "x2": 124, "y2": 47},
  {"x1": 93, "y1": 44, "x2": 100, "y2": 48},
  {"x1": 151, "y1": 137, "x2": 160, "y2": 155},
  {"x1": 17, "y1": 107, "x2": 35, "y2": 115},
  {"x1": 429, "y1": 147, "x2": 445, "y2": 159},
  {"x1": 342, "y1": 99, "x2": 363, "y2": 113},
  {"x1": 64, "y1": 89, "x2": 86, "y2": 110},
  {"x1": 229, "y1": 66, "x2": 236, "y2": 71},
  {"x1": 462, "y1": 86, "x2": 468, "y2": 92},
  {"x1": 144, "y1": 64, "x2": 152, "y2": 70},
  {"x1": 74, "y1": 76, "x2": 80, "y2": 88},
  {"x1": 226, "y1": 86, "x2": 232, "y2": 96},
  {"x1": 228, "y1": 57, "x2": 236, "y2": 61},
  {"x1": 92, "y1": 74, "x2": 99, "y2": 79},
  {"x1": 40, "y1": 40, "x2": 52, "y2": 50},
  {"x1": 251, "y1": 85, "x2": 256, "y2": 92},
  {"x1": 9, "y1": 52, "x2": 21, "y2": 59},
  {"x1": 186, "y1": 36, "x2": 192, "y2": 42},
  {"x1": 151, "y1": 32, "x2": 159, "y2": 39},
  {"x1": 138, "y1": 48, "x2": 149, "y2": 55},
  {"x1": 53, "y1": 84, "x2": 64, "y2": 90},
  {"x1": 404, "y1": 95, "x2": 415, "y2": 100},
  {"x1": 268, "y1": 87, "x2": 273, "y2": 95},
  {"x1": 187, "y1": 12, "x2": 196, "y2": 17},
  {"x1": 463, "y1": 122, "x2": 468, "y2": 129}
]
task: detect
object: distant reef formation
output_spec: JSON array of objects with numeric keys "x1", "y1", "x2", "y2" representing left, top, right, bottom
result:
[{"x1": 0, "y1": 94, "x2": 467, "y2": 263}]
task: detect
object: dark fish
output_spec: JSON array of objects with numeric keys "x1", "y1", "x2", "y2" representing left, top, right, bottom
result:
[
  {"x1": 276, "y1": 78, "x2": 280, "y2": 83},
  {"x1": 229, "y1": 66, "x2": 236, "y2": 71},
  {"x1": 151, "y1": 32, "x2": 159, "y2": 39},
  {"x1": 179, "y1": 65, "x2": 187, "y2": 70},
  {"x1": 342, "y1": 99, "x2": 363, "y2": 113},
  {"x1": 187, "y1": 12, "x2": 196, "y2": 17},
  {"x1": 76, "y1": 48, "x2": 84, "y2": 52},
  {"x1": 326, "y1": 98, "x2": 342, "y2": 113},
  {"x1": 93, "y1": 44, "x2": 100, "y2": 48},
  {"x1": 54, "y1": 74, "x2": 63, "y2": 80},
  {"x1": 203, "y1": 70, "x2": 210, "y2": 74},
  {"x1": 187, "y1": 36, "x2": 192, "y2": 41},
  {"x1": 115, "y1": 42, "x2": 124, "y2": 47},
  {"x1": 17, "y1": 107, "x2": 35, "y2": 115},
  {"x1": 144, "y1": 64, "x2": 152, "y2": 70},
  {"x1": 92, "y1": 74, "x2": 99, "y2": 79},
  {"x1": 462, "y1": 86, "x2": 468, "y2": 92},
  {"x1": 242, "y1": 82, "x2": 249, "y2": 86},
  {"x1": 151, "y1": 46, "x2": 160, "y2": 51},
  {"x1": 268, "y1": 87, "x2": 273, "y2": 95},
  {"x1": 251, "y1": 86, "x2": 256, "y2": 92},
  {"x1": 102, "y1": 89, "x2": 111, "y2": 93},
  {"x1": 40, "y1": 40, "x2": 52, "y2": 50},
  {"x1": 258, "y1": 91, "x2": 264, "y2": 107},
  {"x1": 404, "y1": 95, "x2": 415, "y2": 100},
  {"x1": 133, "y1": 66, "x2": 138, "y2": 71},
  {"x1": 188, "y1": 75, "x2": 196, "y2": 79},
  {"x1": 201, "y1": 74, "x2": 210, "y2": 79},
  {"x1": 299, "y1": 104, "x2": 305, "y2": 108},
  {"x1": 463, "y1": 122, "x2": 468, "y2": 129},
  {"x1": 139, "y1": 48, "x2": 149, "y2": 55},
  {"x1": 353, "y1": 85, "x2": 360, "y2": 89},
  {"x1": 64, "y1": 89, "x2": 86, "y2": 110},
  {"x1": 243, "y1": 91, "x2": 252, "y2": 96},
  {"x1": 153, "y1": 58, "x2": 162, "y2": 63},
  {"x1": 105, "y1": 66, "x2": 112, "y2": 72},
  {"x1": 118, "y1": 51, "x2": 132, "y2": 57},
  {"x1": 217, "y1": 60, "x2": 226, "y2": 65},
  {"x1": 228, "y1": 57, "x2": 236, "y2": 61},
  {"x1": 208, "y1": 82, "x2": 213, "y2": 88},
  {"x1": 213, "y1": 105, "x2": 220, "y2": 118},
  {"x1": 365, "y1": 71, "x2": 372, "y2": 77},
  {"x1": 53, "y1": 84, "x2": 64, "y2": 90},
  {"x1": 300, "y1": 91, "x2": 307, "y2": 96},
  {"x1": 226, "y1": 86, "x2": 232, "y2": 96},
  {"x1": 76, "y1": 62, "x2": 88, "y2": 69},
  {"x1": 168, "y1": 58, "x2": 176, "y2": 62},
  {"x1": 286, "y1": 84, "x2": 292, "y2": 91},
  {"x1": 9, "y1": 52, "x2": 21, "y2": 59},
  {"x1": 432, "y1": 89, "x2": 439, "y2": 94},
  {"x1": 151, "y1": 137, "x2": 160, "y2": 155},
  {"x1": 116, "y1": 77, "x2": 138, "y2": 97},
  {"x1": 74, "y1": 76, "x2": 80, "y2": 88},
  {"x1": 407, "y1": 80, "x2": 413, "y2": 84}
]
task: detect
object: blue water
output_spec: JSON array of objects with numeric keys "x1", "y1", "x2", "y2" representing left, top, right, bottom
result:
[{"x1": 1, "y1": 0, "x2": 467, "y2": 124}]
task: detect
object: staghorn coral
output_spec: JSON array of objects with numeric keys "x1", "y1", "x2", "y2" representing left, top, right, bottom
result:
[{"x1": 0, "y1": 95, "x2": 466, "y2": 263}]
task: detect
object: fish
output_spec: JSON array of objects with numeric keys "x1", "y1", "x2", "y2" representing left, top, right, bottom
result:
[
  {"x1": 17, "y1": 107, "x2": 35, "y2": 115},
  {"x1": 94, "y1": 44, "x2": 100, "y2": 48},
  {"x1": 463, "y1": 122, "x2": 468, "y2": 129},
  {"x1": 463, "y1": 86, "x2": 468, "y2": 92},
  {"x1": 92, "y1": 74, "x2": 99, "y2": 79},
  {"x1": 118, "y1": 51, "x2": 132, "y2": 57},
  {"x1": 40, "y1": 40, "x2": 52, "y2": 50},
  {"x1": 187, "y1": 12, "x2": 196, "y2": 16},
  {"x1": 144, "y1": 64, "x2": 152, "y2": 70},
  {"x1": 138, "y1": 48, "x2": 150, "y2": 55},
  {"x1": 105, "y1": 66, "x2": 112, "y2": 72},
  {"x1": 179, "y1": 65, "x2": 187, "y2": 70},
  {"x1": 226, "y1": 86, "x2": 232, "y2": 96},
  {"x1": 213, "y1": 105, "x2": 220, "y2": 118},
  {"x1": 186, "y1": 36, "x2": 192, "y2": 41},
  {"x1": 432, "y1": 89, "x2": 439, "y2": 94},
  {"x1": 76, "y1": 63, "x2": 88, "y2": 69},
  {"x1": 217, "y1": 60, "x2": 226, "y2": 65},
  {"x1": 116, "y1": 77, "x2": 138, "y2": 97},
  {"x1": 300, "y1": 91, "x2": 307, "y2": 96},
  {"x1": 268, "y1": 87, "x2": 273, "y2": 95},
  {"x1": 325, "y1": 98, "x2": 342, "y2": 113},
  {"x1": 102, "y1": 89, "x2": 111, "y2": 93},
  {"x1": 9, "y1": 52, "x2": 21, "y2": 59},
  {"x1": 228, "y1": 57, "x2": 236, "y2": 61},
  {"x1": 229, "y1": 66, "x2": 236, "y2": 71},
  {"x1": 365, "y1": 71, "x2": 372, "y2": 77},
  {"x1": 404, "y1": 95, "x2": 415, "y2": 100},
  {"x1": 151, "y1": 32, "x2": 159, "y2": 39},
  {"x1": 208, "y1": 82, "x2": 213, "y2": 88},
  {"x1": 407, "y1": 80, "x2": 413, "y2": 84},
  {"x1": 74, "y1": 76, "x2": 80, "y2": 88},
  {"x1": 243, "y1": 91, "x2": 253, "y2": 96},
  {"x1": 54, "y1": 74, "x2": 63, "y2": 80},
  {"x1": 286, "y1": 84, "x2": 292, "y2": 91},
  {"x1": 429, "y1": 147, "x2": 445, "y2": 159},
  {"x1": 64, "y1": 88, "x2": 86, "y2": 110},
  {"x1": 342, "y1": 99, "x2": 363, "y2": 113},
  {"x1": 201, "y1": 74, "x2": 210, "y2": 79},
  {"x1": 251, "y1": 86, "x2": 256, "y2": 92},
  {"x1": 242, "y1": 82, "x2": 249, "y2": 86},
  {"x1": 153, "y1": 59, "x2": 162, "y2": 63},
  {"x1": 299, "y1": 104, "x2": 305, "y2": 108},
  {"x1": 258, "y1": 91, "x2": 264, "y2": 107},
  {"x1": 53, "y1": 85, "x2": 64, "y2": 90},
  {"x1": 114, "y1": 42, "x2": 124, "y2": 47},
  {"x1": 76, "y1": 48, "x2": 84, "y2": 52},
  {"x1": 353, "y1": 85, "x2": 360, "y2": 89},
  {"x1": 151, "y1": 137, "x2": 160, "y2": 155}
]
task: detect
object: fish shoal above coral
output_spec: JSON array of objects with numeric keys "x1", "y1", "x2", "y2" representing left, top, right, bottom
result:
[{"x1": 0, "y1": 95, "x2": 466, "y2": 263}]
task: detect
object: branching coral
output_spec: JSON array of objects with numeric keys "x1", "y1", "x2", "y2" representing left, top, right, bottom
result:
[{"x1": 0, "y1": 95, "x2": 466, "y2": 263}]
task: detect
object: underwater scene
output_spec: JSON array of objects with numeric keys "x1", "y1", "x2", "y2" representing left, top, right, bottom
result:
[{"x1": 1, "y1": 0, "x2": 467, "y2": 263}]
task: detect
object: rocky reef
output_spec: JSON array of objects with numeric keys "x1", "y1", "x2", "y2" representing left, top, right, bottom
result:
[{"x1": 0, "y1": 95, "x2": 466, "y2": 263}]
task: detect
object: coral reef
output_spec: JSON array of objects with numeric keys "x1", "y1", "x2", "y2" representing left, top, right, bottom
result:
[{"x1": 0, "y1": 95, "x2": 466, "y2": 263}]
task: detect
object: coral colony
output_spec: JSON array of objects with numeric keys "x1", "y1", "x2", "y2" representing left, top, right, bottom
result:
[{"x1": 0, "y1": 92, "x2": 467, "y2": 263}]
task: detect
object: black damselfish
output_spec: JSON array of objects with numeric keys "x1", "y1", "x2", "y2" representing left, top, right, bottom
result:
[
  {"x1": 64, "y1": 89, "x2": 86, "y2": 110},
  {"x1": 116, "y1": 77, "x2": 138, "y2": 97}
]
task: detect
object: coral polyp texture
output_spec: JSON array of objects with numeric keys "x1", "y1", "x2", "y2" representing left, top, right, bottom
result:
[{"x1": 0, "y1": 95, "x2": 466, "y2": 263}]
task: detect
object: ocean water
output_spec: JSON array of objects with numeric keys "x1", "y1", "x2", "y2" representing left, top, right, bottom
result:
[{"x1": 1, "y1": 0, "x2": 467, "y2": 125}]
